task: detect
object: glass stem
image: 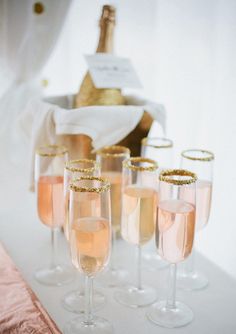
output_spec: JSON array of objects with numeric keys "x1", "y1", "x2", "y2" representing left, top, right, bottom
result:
[
  {"x1": 184, "y1": 247, "x2": 195, "y2": 275},
  {"x1": 76, "y1": 273, "x2": 81, "y2": 296},
  {"x1": 110, "y1": 228, "x2": 116, "y2": 271},
  {"x1": 51, "y1": 227, "x2": 59, "y2": 268},
  {"x1": 137, "y1": 245, "x2": 142, "y2": 290},
  {"x1": 166, "y1": 263, "x2": 177, "y2": 309},
  {"x1": 84, "y1": 275, "x2": 93, "y2": 325}
]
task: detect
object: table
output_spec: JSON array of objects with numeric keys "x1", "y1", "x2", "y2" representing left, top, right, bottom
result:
[{"x1": 1, "y1": 163, "x2": 236, "y2": 334}]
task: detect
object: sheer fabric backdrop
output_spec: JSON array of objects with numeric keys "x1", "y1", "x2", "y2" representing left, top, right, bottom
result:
[{"x1": 0, "y1": 0, "x2": 72, "y2": 161}]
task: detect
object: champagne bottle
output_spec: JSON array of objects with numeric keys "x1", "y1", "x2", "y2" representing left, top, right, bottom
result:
[
  {"x1": 62, "y1": 5, "x2": 124, "y2": 159},
  {"x1": 62, "y1": 4, "x2": 153, "y2": 158},
  {"x1": 74, "y1": 5, "x2": 125, "y2": 107}
]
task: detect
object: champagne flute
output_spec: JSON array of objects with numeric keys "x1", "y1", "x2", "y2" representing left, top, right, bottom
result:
[
  {"x1": 96, "y1": 146, "x2": 130, "y2": 287},
  {"x1": 62, "y1": 159, "x2": 106, "y2": 313},
  {"x1": 141, "y1": 137, "x2": 173, "y2": 270},
  {"x1": 63, "y1": 159, "x2": 100, "y2": 240},
  {"x1": 147, "y1": 169, "x2": 197, "y2": 328},
  {"x1": 64, "y1": 176, "x2": 112, "y2": 334},
  {"x1": 114, "y1": 157, "x2": 158, "y2": 307},
  {"x1": 177, "y1": 149, "x2": 214, "y2": 290},
  {"x1": 34, "y1": 145, "x2": 74, "y2": 286},
  {"x1": 141, "y1": 137, "x2": 173, "y2": 171}
]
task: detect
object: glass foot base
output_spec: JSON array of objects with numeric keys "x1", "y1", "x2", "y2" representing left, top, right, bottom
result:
[
  {"x1": 177, "y1": 271, "x2": 208, "y2": 291},
  {"x1": 34, "y1": 265, "x2": 75, "y2": 286},
  {"x1": 147, "y1": 300, "x2": 193, "y2": 328},
  {"x1": 62, "y1": 289, "x2": 106, "y2": 313},
  {"x1": 64, "y1": 315, "x2": 113, "y2": 334},
  {"x1": 114, "y1": 285, "x2": 158, "y2": 308},
  {"x1": 97, "y1": 267, "x2": 128, "y2": 288},
  {"x1": 142, "y1": 251, "x2": 169, "y2": 271}
]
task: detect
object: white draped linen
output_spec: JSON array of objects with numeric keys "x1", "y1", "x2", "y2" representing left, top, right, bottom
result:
[
  {"x1": 0, "y1": 0, "x2": 72, "y2": 84},
  {"x1": 21, "y1": 94, "x2": 165, "y2": 190},
  {"x1": 0, "y1": 0, "x2": 72, "y2": 162}
]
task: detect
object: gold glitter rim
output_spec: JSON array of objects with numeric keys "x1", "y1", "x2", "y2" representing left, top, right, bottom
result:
[
  {"x1": 181, "y1": 149, "x2": 214, "y2": 162},
  {"x1": 141, "y1": 137, "x2": 173, "y2": 149},
  {"x1": 36, "y1": 145, "x2": 68, "y2": 157},
  {"x1": 65, "y1": 159, "x2": 100, "y2": 173},
  {"x1": 70, "y1": 176, "x2": 110, "y2": 193},
  {"x1": 159, "y1": 169, "x2": 197, "y2": 185},
  {"x1": 123, "y1": 157, "x2": 158, "y2": 171},
  {"x1": 95, "y1": 145, "x2": 130, "y2": 158}
]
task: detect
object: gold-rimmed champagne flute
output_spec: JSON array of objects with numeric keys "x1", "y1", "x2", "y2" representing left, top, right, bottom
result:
[
  {"x1": 141, "y1": 137, "x2": 173, "y2": 172},
  {"x1": 62, "y1": 159, "x2": 106, "y2": 313},
  {"x1": 177, "y1": 149, "x2": 214, "y2": 290},
  {"x1": 141, "y1": 137, "x2": 173, "y2": 270},
  {"x1": 96, "y1": 146, "x2": 130, "y2": 287},
  {"x1": 114, "y1": 157, "x2": 158, "y2": 307},
  {"x1": 64, "y1": 176, "x2": 112, "y2": 334},
  {"x1": 34, "y1": 145, "x2": 74, "y2": 286},
  {"x1": 147, "y1": 169, "x2": 197, "y2": 328},
  {"x1": 63, "y1": 159, "x2": 100, "y2": 240}
]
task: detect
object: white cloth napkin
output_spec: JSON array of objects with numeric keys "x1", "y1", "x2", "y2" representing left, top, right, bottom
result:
[{"x1": 21, "y1": 94, "x2": 166, "y2": 190}]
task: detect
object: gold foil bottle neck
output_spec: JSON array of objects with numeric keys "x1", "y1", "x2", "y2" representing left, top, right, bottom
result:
[
  {"x1": 97, "y1": 5, "x2": 115, "y2": 53},
  {"x1": 100, "y1": 5, "x2": 116, "y2": 25}
]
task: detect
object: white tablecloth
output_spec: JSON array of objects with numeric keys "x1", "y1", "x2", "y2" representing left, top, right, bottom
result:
[{"x1": 1, "y1": 162, "x2": 236, "y2": 334}]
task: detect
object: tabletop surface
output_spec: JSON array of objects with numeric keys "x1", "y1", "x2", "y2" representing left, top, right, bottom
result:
[{"x1": 1, "y1": 164, "x2": 236, "y2": 334}]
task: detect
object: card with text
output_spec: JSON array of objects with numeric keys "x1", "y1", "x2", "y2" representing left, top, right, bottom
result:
[{"x1": 85, "y1": 54, "x2": 142, "y2": 89}]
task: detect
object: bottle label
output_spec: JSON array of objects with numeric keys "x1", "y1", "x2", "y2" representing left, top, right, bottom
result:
[{"x1": 85, "y1": 53, "x2": 142, "y2": 89}]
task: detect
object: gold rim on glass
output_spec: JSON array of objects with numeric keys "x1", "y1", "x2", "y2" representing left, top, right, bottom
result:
[
  {"x1": 36, "y1": 144, "x2": 68, "y2": 157},
  {"x1": 159, "y1": 169, "x2": 197, "y2": 185},
  {"x1": 123, "y1": 157, "x2": 158, "y2": 172},
  {"x1": 70, "y1": 176, "x2": 110, "y2": 193},
  {"x1": 141, "y1": 137, "x2": 173, "y2": 149},
  {"x1": 181, "y1": 149, "x2": 214, "y2": 162},
  {"x1": 65, "y1": 159, "x2": 100, "y2": 173},
  {"x1": 95, "y1": 145, "x2": 130, "y2": 158}
]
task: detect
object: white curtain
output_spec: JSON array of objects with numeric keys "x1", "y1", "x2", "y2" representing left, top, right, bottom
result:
[{"x1": 0, "y1": 0, "x2": 72, "y2": 162}]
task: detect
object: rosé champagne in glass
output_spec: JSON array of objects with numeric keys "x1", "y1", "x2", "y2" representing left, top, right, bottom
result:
[
  {"x1": 101, "y1": 171, "x2": 123, "y2": 233},
  {"x1": 64, "y1": 176, "x2": 112, "y2": 334},
  {"x1": 34, "y1": 145, "x2": 74, "y2": 286},
  {"x1": 64, "y1": 159, "x2": 100, "y2": 240},
  {"x1": 180, "y1": 179, "x2": 212, "y2": 231},
  {"x1": 70, "y1": 217, "x2": 110, "y2": 275},
  {"x1": 157, "y1": 200, "x2": 195, "y2": 263},
  {"x1": 38, "y1": 175, "x2": 64, "y2": 228},
  {"x1": 177, "y1": 149, "x2": 214, "y2": 291},
  {"x1": 114, "y1": 157, "x2": 159, "y2": 308},
  {"x1": 122, "y1": 185, "x2": 157, "y2": 245},
  {"x1": 96, "y1": 145, "x2": 130, "y2": 287},
  {"x1": 141, "y1": 137, "x2": 173, "y2": 270},
  {"x1": 62, "y1": 159, "x2": 105, "y2": 315},
  {"x1": 147, "y1": 169, "x2": 197, "y2": 328}
]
